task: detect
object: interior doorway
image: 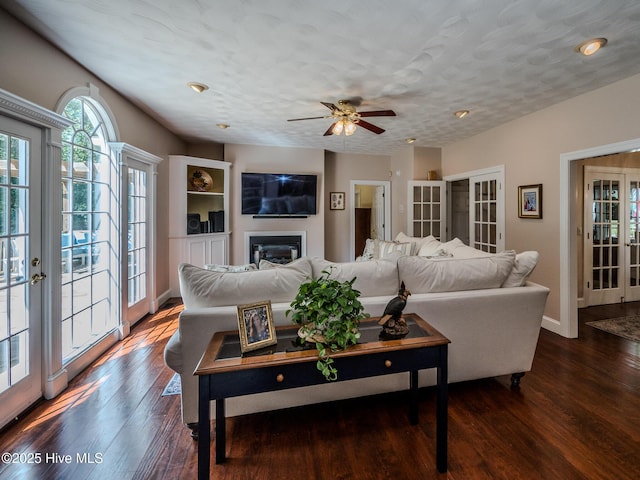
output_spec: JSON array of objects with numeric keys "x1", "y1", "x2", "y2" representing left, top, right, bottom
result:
[{"x1": 350, "y1": 180, "x2": 391, "y2": 260}]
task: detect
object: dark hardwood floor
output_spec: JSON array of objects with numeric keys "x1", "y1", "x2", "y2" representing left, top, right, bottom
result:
[{"x1": 1, "y1": 300, "x2": 639, "y2": 479}]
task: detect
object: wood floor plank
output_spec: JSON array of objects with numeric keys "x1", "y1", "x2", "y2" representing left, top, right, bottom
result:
[{"x1": 1, "y1": 300, "x2": 639, "y2": 479}]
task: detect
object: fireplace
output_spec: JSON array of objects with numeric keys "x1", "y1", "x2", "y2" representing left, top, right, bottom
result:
[{"x1": 245, "y1": 231, "x2": 306, "y2": 266}]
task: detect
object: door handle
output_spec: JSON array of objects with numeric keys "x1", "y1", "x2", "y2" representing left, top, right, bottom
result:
[{"x1": 30, "y1": 272, "x2": 47, "y2": 285}]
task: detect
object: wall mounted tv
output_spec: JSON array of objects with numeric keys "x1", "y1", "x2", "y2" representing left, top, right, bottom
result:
[{"x1": 241, "y1": 172, "x2": 318, "y2": 216}]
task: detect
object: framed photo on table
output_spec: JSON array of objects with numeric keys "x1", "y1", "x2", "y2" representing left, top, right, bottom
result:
[
  {"x1": 237, "y1": 301, "x2": 277, "y2": 353},
  {"x1": 330, "y1": 192, "x2": 345, "y2": 210},
  {"x1": 518, "y1": 184, "x2": 542, "y2": 219}
]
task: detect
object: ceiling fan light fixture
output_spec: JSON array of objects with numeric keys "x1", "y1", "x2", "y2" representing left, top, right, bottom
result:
[
  {"x1": 575, "y1": 38, "x2": 607, "y2": 56},
  {"x1": 216, "y1": 123, "x2": 229, "y2": 129},
  {"x1": 187, "y1": 82, "x2": 209, "y2": 93},
  {"x1": 406, "y1": 138, "x2": 416, "y2": 144},
  {"x1": 332, "y1": 120, "x2": 344, "y2": 135},
  {"x1": 454, "y1": 110, "x2": 469, "y2": 119},
  {"x1": 344, "y1": 120, "x2": 357, "y2": 136}
]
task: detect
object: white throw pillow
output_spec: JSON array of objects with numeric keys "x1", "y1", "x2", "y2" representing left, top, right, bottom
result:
[
  {"x1": 417, "y1": 236, "x2": 444, "y2": 257},
  {"x1": 397, "y1": 251, "x2": 516, "y2": 293},
  {"x1": 502, "y1": 251, "x2": 539, "y2": 287},
  {"x1": 178, "y1": 258, "x2": 312, "y2": 308},
  {"x1": 395, "y1": 232, "x2": 438, "y2": 254}
]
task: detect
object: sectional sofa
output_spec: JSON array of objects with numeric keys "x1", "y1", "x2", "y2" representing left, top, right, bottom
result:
[{"x1": 164, "y1": 234, "x2": 549, "y2": 435}]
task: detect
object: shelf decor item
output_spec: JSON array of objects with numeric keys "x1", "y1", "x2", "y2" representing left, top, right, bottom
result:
[
  {"x1": 286, "y1": 269, "x2": 369, "y2": 380},
  {"x1": 518, "y1": 184, "x2": 543, "y2": 219},
  {"x1": 189, "y1": 169, "x2": 213, "y2": 192}
]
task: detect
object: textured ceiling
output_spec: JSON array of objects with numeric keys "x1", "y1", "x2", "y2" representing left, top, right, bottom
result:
[{"x1": 4, "y1": 0, "x2": 640, "y2": 155}]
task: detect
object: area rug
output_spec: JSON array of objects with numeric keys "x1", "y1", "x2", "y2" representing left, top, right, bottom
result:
[
  {"x1": 586, "y1": 315, "x2": 640, "y2": 343},
  {"x1": 162, "y1": 373, "x2": 181, "y2": 396}
]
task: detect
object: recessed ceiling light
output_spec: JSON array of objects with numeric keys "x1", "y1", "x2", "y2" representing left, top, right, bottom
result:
[
  {"x1": 216, "y1": 123, "x2": 229, "y2": 129},
  {"x1": 454, "y1": 110, "x2": 469, "y2": 119},
  {"x1": 575, "y1": 38, "x2": 607, "y2": 56},
  {"x1": 406, "y1": 138, "x2": 416, "y2": 144},
  {"x1": 187, "y1": 82, "x2": 209, "y2": 93}
]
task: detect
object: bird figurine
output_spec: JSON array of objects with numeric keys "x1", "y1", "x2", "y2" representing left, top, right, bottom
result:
[{"x1": 378, "y1": 281, "x2": 411, "y2": 338}]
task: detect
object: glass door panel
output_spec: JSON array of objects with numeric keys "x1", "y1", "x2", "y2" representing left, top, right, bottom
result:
[{"x1": 0, "y1": 116, "x2": 43, "y2": 428}]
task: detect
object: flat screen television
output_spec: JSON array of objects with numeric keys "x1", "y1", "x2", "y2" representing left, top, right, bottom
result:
[{"x1": 241, "y1": 173, "x2": 317, "y2": 216}]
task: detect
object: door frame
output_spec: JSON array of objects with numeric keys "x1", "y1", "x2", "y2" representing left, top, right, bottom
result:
[
  {"x1": 559, "y1": 137, "x2": 640, "y2": 338},
  {"x1": 444, "y1": 165, "x2": 505, "y2": 250},
  {"x1": 0, "y1": 89, "x2": 72, "y2": 402},
  {"x1": 349, "y1": 180, "x2": 391, "y2": 260}
]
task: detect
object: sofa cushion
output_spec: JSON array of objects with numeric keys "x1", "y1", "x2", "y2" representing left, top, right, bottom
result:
[
  {"x1": 310, "y1": 257, "x2": 400, "y2": 297},
  {"x1": 178, "y1": 258, "x2": 312, "y2": 308},
  {"x1": 502, "y1": 251, "x2": 539, "y2": 287},
  {"x1": 397, "y1": 251, "x2": 516, "y2": 293}
]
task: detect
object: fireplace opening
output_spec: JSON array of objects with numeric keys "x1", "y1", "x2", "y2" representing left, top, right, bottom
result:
[{"x1": 249, "y1": 234, "x2": 303, "y2": 266}]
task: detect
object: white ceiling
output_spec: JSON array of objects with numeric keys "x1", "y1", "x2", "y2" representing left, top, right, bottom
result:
[{"x1": 4, "y1": 0, "x2": 640, "y2": 155}]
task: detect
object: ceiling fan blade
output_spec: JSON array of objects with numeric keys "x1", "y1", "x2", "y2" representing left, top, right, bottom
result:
[
  {"x1": 358, "y1": 110, "x2": 396, "y2": 117},
  {"x1": 287, "y1": 116, "x2": 328, "y2": 122},
  {"x1": 321, "y1": 102, "x2": 339, "y2": 112},
  {"x1": 356, "y1": 119, "x2": 385, "y2": 134},
  {"x1": 323, "y1": 123, "x2": 336, "y2": 136}
]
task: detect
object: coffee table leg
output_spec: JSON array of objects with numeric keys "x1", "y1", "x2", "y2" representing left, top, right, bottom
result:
[
  {"x1": 409, "y1": 370, "x2": 419, "y2": 424},
  {"x1": 215, "y1": 398, "x2": 226, "y2": 464},
  {"x1": 436, "y1": 345, "x2": 448, "y2": 473},
  {"x1": 198, "y1": 375, "x2": 211, "y2": 480}
]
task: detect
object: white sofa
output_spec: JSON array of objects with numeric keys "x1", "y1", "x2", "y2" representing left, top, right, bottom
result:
[{"x1": 164, "y1": 235, "x2": 549, "y2": 434}]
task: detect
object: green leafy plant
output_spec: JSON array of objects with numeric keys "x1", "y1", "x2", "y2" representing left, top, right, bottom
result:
[{"x1": 286, "y1": 269, "x2": 369, "y2": 381}]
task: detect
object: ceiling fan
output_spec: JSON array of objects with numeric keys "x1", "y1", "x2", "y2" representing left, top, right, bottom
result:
[{"x1": 287, "y1": 100, "x2": 396, "y2": 136}]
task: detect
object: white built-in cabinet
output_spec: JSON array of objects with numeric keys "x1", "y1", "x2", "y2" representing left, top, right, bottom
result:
[{"x1": 168, "y1": 155, "x2": 231, "y2": 295}]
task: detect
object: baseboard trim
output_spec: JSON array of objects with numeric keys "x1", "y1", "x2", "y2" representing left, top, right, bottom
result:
[{"x1": 156, "y1": 289, "x2": 172, "y2": 309}]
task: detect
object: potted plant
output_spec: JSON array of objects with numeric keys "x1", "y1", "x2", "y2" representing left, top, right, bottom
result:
[{"x1": 286, "y1": 269, "x2": 369, "y2": 381}]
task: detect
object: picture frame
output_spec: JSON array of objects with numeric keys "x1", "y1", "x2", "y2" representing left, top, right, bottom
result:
[
  {"x1": 518, "y1": 184, "x2": 543, "y2": 219},
  {"x1": 237, "y1": 301, "x2": 277, "y2": 353},
  {"x1": 330, "y1": 192, "x2": 345, "y2": 210}
]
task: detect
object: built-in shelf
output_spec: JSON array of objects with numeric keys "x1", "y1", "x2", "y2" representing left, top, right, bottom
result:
[{"x1": 169, "y1": 155, "x2": 231, "y2": 296}]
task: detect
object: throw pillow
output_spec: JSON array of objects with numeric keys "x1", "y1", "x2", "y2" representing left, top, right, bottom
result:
[
  {"x1": 360, "y1": 238, "x2": 376, "y2": 260},
  {"x1": 376, "y1": 239, "x2": 413, "y2": 259},
  {"x1": 395, "y1": 232, "x2": 438, "y2": 254},
  {"x1": 502, "y1": 251, "x2": 539, "y2": 287}
]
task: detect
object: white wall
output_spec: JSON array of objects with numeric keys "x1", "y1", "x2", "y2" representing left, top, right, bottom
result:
[
  {"x1": 442, "y1": 72, "x2": 640, "y2": 333},
  {"x1": 224, "y1": 144, "x2": 326, "y2": 263}
]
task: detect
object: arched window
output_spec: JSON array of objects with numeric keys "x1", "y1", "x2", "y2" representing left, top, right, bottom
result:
[{"x1": 60, "y1": 96, "x2": 119, "y2": 362}]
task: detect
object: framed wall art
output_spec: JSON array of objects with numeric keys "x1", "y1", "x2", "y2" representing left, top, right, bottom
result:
[
  {"x1": 518, "y1": 184, "x2": 542, "y2": 219},
  {"x1": 237, "y1": 301, "x2": 277, "y2": 353},
  {"x1": 330, "y1": 192, "x2": 345, "y2": 210}
]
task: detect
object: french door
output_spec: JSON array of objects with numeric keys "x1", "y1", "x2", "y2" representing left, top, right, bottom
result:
[
  {"x1": 470, "y1": 173, "x2": 503, "y2": 253},
  {"x1": 0, "y1": 116, "x2": 43, "y2": 427},
  {"x1": 584, "y1": 167, "x2": 640, "y2": 305}
]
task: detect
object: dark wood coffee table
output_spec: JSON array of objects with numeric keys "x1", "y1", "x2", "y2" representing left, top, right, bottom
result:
[{"x1": 194, "y1": 313, "x2": 450, "y2": 479}]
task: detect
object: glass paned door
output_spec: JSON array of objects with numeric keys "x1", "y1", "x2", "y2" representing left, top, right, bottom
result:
[
  {"x1": 471, "y1": 176, "x2": 499, "y2": 253},
  {"x1": 583, "y1": 168, "x2": 640, "y2": 305},
  {"x1": 126, "y1": 167, "x2": 148, "y2": 321},
  {"x1": 0, "y1": 116, "x2": 42, "y2": 428},
  {"x1": 407, "y1": 181, "x2": 447, "y2": 240}
]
